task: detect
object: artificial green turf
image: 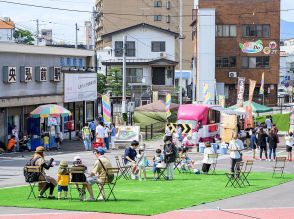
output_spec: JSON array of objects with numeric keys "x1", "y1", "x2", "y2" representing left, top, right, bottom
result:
[
  {"x1": 0, "y1": 171, "x2": 293, "y2": 215},
  {"x1": 256, "y1": 113, "x2": 290, "y2": 131}
]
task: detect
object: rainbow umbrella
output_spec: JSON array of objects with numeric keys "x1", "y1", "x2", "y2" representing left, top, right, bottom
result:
[{"x1": 30, "y1": 104, "x2": 72, "y2": 118}]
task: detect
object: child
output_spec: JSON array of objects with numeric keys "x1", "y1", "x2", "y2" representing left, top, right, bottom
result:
[
  {"x1": 137, "y1": 145, "x2": 147, "y2": 181},
  {"x1": 57, "y1": 160, "x2": 69, "y2": 200},
  {"x1": 152, "y1": 149, "x2": 164, "y2": 180},
  {"x1": 181, "y1": 147, "x2": 195, "y2": 171},
  {"x1": 43, "y1": 134, "x2": 49, "y2": 151}
]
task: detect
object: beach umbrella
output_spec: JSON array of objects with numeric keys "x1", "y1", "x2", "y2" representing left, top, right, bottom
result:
[{"x1": 30, "y1": 104, "x2": 72, "y2": 118}]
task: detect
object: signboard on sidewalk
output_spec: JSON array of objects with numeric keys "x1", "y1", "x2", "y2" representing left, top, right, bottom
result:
[
  {"x1": 115, "y1": 126, "x2": 140, "y2": 143},
  {"x1": 64, "y1": 73, "x2": 97, "y2": 102}
]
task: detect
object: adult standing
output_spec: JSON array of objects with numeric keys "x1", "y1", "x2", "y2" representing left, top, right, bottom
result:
[
  {"x1": 268, "y1": 129, "x2": 278, "y2": 161},
  {"x1": 285, "y1": 132, "x2": 294, "y2": 161},
  {"x1": 87, "y1": 148, "x2": 113, "y2": 201},
  {"x1": 165, "y1": 123, "x2": 172, "y2": 141},
  {"x1": 32, "y1": 146, "x2": 56, "y2": 199},
  {"x1": 250, "y1": 130, "x2": 258, "y2": 159},
  {"x1": 104, "y1": 124, "x2": 110, "y2": 150},
  {"x1": 82, "y1": 123, "x2": 92, "y2": 151},
  {"x1": 163, "y1": 137, "x2": 177, "y2": 180},
  {"x1": 110, "y1": 123, "x2": 117, "y2": 150},
  {"x1": 228, "y1": 134, "x2": 244, "y2": 173},
  {"x1": 175, "y1": 124, "x2": 183, "y2": 146},
  {"x1": 258, "y1": 128, "x2": 268, "y2": 160},
  {"x1": 95, "y1": 122, "x2": 105, "y2": 147},
  {"x1": 89, "y1": 121, "x2": 96, "y2": 142},
  {"x1": 265, "y1": 116, "x2": 272, "y2": 131},
  {"x1": 202, "y1": 142, "x2": 216, "y2": 174},
  {"x1": 12, "y1": 125, "x2": 19, "y2": 152}
]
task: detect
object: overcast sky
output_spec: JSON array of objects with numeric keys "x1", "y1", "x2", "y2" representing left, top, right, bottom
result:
[{"x1": 0, "y1": 0, "x2": 293, "y2": 45}]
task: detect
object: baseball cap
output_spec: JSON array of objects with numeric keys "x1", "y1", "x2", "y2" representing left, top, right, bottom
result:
[{"x1": 95, "y1": 147, "x2": 105, "y2": 155}]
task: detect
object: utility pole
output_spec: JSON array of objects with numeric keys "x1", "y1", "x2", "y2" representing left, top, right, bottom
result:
[
  {"x1": 75, "y1": 23, "x2": 79, "y2": 49},
  {"x1": 122, "y1": 35, "x2": 127, "y2": 114},
  {"x1": 36, "y1": 19, "x2": 39, "y2": 46},
  {"x1": 92, "y1": 7, "x2": 98, "y2": 72},
  {"x1": 179, "y1": 0, "x2": 183, "y2": 105},
  {"x1": 192, "y1": 57, "x2": 196, "y2": 102}
]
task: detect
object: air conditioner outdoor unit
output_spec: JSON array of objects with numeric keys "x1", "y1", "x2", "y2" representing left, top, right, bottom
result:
[
  {"x1": 160, "y1": 52, "x2": 167, "y2": 58},
  {"x1": 228, "y1": 72, "x2": 237, "y2": 78}
]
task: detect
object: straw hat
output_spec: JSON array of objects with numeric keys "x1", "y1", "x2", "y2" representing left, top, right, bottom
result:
[
  {"x1": 59, "y1": 160, "x2": 68, "y2": 167},
  {"x1": 35, "y1": 146, "x2": 45, "y2": 153}
]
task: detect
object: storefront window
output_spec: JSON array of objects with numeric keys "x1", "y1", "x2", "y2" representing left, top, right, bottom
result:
[
  {"x1": 7, "y1": 107, "x2": 21, "y2": 135},
  {"x1": 86, "y1": 101, "x2": 94, "y2": 122}
]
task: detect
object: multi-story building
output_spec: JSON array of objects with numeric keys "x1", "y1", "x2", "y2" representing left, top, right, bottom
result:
[
  {"x1": 101, "y1": 23, "x2": 178, "y2": 106},
  {"x1": 191, "y1": 0, "x2": 280, "y2": 106},
  {"x1": 0, "y1": 17, "x2": 15, "y2": 42},
  {"x1": 41, "y1": 29, "x2": 53, "y2": 46},
  {"x1": 95, "y1": 0, "x2": 194, "y2": 71},
  {"x1": 0, "y1": 42, "x2": 96, "y2": 145}
]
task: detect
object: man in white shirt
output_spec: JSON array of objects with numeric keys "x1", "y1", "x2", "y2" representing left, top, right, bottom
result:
[
  {"x1": 228, "y1": 134, "x2": 244, "y2": 173},
  {"x1": 95, "y1": 122, "x2": 105, "y2": 139}
]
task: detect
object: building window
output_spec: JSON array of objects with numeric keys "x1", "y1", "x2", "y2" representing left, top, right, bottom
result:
[
  {"x1": 166, "y1": 1, "x2": 171, "y2": 9},
  {"x1": 151, "y1": 41, "x2": 166, "y2": 52},
  {"x1": 154, "y1": 15, "x2": 162, "y2": 21},
  {"x1": 126, "y1": 41, "x2": 135, "y2": 57},
  {"x1": 216, "y1": 56, "x2": 236, "y2": 68},
  {"x1": 166, "y1": 15, "x2": 171, "y2": 23},
  {"x1": 115, "y1": 41, "x2": 135, "y2": 57},
  {"x1": 241, "y1": 56, "x2": 270, "y2": 68},
  {"x1": 242, "y1": 24, "x2": 270, "y2": 37},
  {"x1": 216, "y1": 25, "x2": 237, "y2": 37},
  {"x1": 154, "y1": 0, "x2": 162, "y2": 7},
  {"x1": 126, "y1": 68, "x2": 143, "y2": 83},
  {"x1": 114, "y1": 41, "x2": 123, "y2": 57}
]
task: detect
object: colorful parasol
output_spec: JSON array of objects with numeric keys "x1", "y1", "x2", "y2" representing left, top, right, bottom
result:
[{"x1": 30, "y1": 104, "x2": 72, "y2": 118}]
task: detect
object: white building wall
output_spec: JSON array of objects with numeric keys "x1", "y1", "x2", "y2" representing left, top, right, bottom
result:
[
  {"x1": 111, "y1": 27, "x2": 176, "y2": 61},
  {"x1": 0, "y1": 29, "x2": 13, "y2": 41},
  {"x1": 196, "y1": 8, "x2": 216, "y2": 103}
]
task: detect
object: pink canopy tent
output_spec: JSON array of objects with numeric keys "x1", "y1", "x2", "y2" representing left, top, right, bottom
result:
[{"x1": 177, "y1": 104, "x2": 209, "y2": 125}]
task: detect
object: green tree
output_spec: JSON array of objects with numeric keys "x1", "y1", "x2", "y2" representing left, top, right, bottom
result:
[
  {"x1": 14, "y1": 29, "x2": 35, "y2": 45},
  {"x1": 106, "y1": 68, "x2": 123, "y2": 96},
  {"x1": 97, "y1": 73, "x2": 107, "y2": 95}
]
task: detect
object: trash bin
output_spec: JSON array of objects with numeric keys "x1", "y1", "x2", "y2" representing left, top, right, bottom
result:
[
  {"x1": 199, "y1": 142, "x2": 205, "y2": 153},
  {"x1": 30, "y1": 136, "x2": 42, "y2": 151},
  {"x1": 211, "y1": 143, "x2": 218, "y2": 152},
  {"x1": 219, "y1": 143, "x2": 228, "y2": 155}
]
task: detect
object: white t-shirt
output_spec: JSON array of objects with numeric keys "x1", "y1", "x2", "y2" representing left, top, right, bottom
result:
[
  {"x1": 165, "y1": 126, "x2": 171, "y2": 137},
  {"x1": 96, "y1": 125, "x2": 105, "y2": 138},
  {"x1": 12, "y1": 128, "x2": 18, "y2": 140},
  {"x1": 202, "y1": 147, "x2": 215, "y2": 164},
  {"x1": 228, "y1": 139, "x2": 244, "y2": 159},
  {"x1": 265, "y1": 118, "x2": 272, "y2": 129},
  {"x1": 285, "y1": 135, "x2": 294, "y2": 147}
]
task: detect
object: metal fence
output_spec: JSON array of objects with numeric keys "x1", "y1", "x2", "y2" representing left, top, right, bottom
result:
[{"x1": 144, "y1": 121, "x2": 166, "y2": 140}]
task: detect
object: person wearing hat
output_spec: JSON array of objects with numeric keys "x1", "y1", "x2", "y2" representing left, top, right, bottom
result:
[
  {"x1": 57, "y1": 160, "x2": 69, "y2": 200},
  {"x1": 163, "y1": 136, "x2": 177, "y2": 180},
  {"x1": 32, "y1": 146, "x2": 57, "y2": 199},
  {"x1": 87, "y1": 147, "x2": 113, "y2": 201}
]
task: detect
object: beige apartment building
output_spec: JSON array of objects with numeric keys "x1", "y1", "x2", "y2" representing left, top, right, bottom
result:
[{"x1": 95, "y1": 0, "x2": 194, "y2": 70}]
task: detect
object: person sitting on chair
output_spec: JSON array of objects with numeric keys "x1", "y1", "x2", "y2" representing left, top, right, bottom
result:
[
  {"x1": 87, "y1": 147, "x2": 113, "y2": 201},
  {"x1": 202, "y1": 142, "x2": 216, "y2": 174}
]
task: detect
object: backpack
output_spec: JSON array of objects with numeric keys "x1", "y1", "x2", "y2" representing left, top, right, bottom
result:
[{"x1": 23, "y1": 157, "x2": 41, "y2": 183}]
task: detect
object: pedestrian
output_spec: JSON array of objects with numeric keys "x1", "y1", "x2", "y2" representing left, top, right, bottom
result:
[
  {"x1": 12, "y1": 125, "x2": 19, "y2": 152},
  {"x1": 165, "y1": 123, "x2": 172, "y2": 141},
  {"x1": 110, "y1": 123, "x2": 117, "y2": 150},
  {"x1": 176, "y1": 124, "x2": 183, "y2": 146},
  {"x1": 265, "y1": 116, "x2": 272, "y2": 131},
  {"x1": 95, "y1": 122, "x2": 105, "y2": 146},
  {"x1": 6, "y1": 135, "x2": 16, "y2": 152},
  {"x1": 258, "y1": 128, "x2": 268, "y2": 160},
  {"x1": 285, "y1": 132, "x2": 294, "y2": 161},
  {"x1": 137, "y1": 145, "x2": 147, "y2": 181},
  {"x1": 267, "y1": 129, "x2": 278, "y2": 161},
  {"x1": 163, "y1": 136, "x2": 177, "y2": 180},
  {"x1": 104, "y1": 124, "x2": 110, "y2": 150},
  {"x1": 89, "y1": 121, "x2": 96, "y2": 142},
  {"x1": 82, "y1": 123, "x2": 92, "y2": 151},
  {"x1": 55, "y1": 133, "x2": 62, "y2": 150},
  {"x1": 57, "y1": 160, "x2": 69, "y2": 200},
  {"x1": 43, "y1": 133, "x2": 50, "y2": 151},
  {"x1": 87, "y1": 147, "x2": 113, "y2": 201},
  {"x1": 228, "y1": 133, "x2": 244, "y2": 174},
  {"x1": 250, "y1": 130, "x2": 258, "y2": 159}
]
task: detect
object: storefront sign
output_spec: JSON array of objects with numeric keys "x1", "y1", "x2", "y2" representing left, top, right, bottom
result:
[
  {"x1": 64, "y1": 73, "x2": 97, "y2": 102},
  {"x1": 239, "y1": 40, "x2": 263, "y2": 53},
  {"x1": 3, "y1": 66, "x2": 17, "y2": 83},
  {"x1": 20, "y1": 66, "x2": 33, "y2": 82},
  {"x1": 49, "y1": 67, "x2": 61, "y2": 82},
  {"x1": 35, "y1": 66, "x2": 47, "y2": 82},
  {"x1": 237, "y1": 77, "x2": 245, "y2": 106}
]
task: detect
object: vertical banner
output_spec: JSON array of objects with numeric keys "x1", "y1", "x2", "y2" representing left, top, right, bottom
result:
[
  {"x1": 259, "y1": 72, "x2": 264, "y2": 95},
  {"x1": 237, "y1": 77, "x2": 246, "y2": 107},
  {"x1": 218, "y1": 95, "x2": 225, "y2": 107},
  {"x1": 244, "y1": 106, "x2": 253, "y2": 129},
  {"x1": 202, "y1": 83, "x2": 210, "y2": 104},
  {"x1": 249, "y1": 79, "x2": 256, "y2": 102},
  {"x1": 165, "y1": 93, "x2": 172, "y2": 118},
  {"x1": 102, "y1": 94, "x2": 111, "y2": 124},
  {"x1": 153, "y1": 91, "x2": 158, "y2": 102}
]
